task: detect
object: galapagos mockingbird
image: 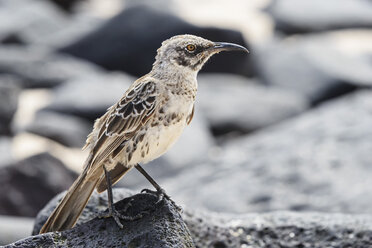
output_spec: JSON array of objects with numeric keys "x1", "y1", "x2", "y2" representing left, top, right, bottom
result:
[{"x1": 40, "y1": 34, "x2": 248, "y2": 233}]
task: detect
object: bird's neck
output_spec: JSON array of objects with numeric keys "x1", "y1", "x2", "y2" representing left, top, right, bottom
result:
[{"x1": 150, "y1": 62, "x2": 198, "y2": 85}]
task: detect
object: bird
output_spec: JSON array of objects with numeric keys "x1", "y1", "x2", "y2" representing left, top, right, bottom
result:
[{"x1": 39, "y1": 34, "x2": 248, "y2": 233}]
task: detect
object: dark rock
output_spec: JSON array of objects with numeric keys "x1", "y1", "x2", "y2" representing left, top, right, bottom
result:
[
  {"x1": 0, "y1": 33, "x2": 25, "y2": 45},
  {"x1": 59, "y1": 5, "x2": 253, "y2": 77},
  {"x1": 46, "y1": 0, "x2": 82, "y2": 12},
  {"x1": 26, "y1": 111, "x2": 92, "y2": 147},
  {"x1": 32, "y1": 189, "x2": 133, "y2": 235},
  {"x1": 43, "y1": 73, "x2": 134, "y2": 120},
  {"x1": 162, "y1": 90, "x2": 372, "y2": 214},
  {"x1": 184, "y1": 210, "x2": 372, "y2": 248},
  {"x1": 30, "y1": 188, "x2": 372, "y2": 248},
  {"x1": 197, "y1": 73, "x2": 308, "y2": 136},
  {"x1": 0, "y1": 46, "x2": 103, "y2": 88},
  {"x1": 0, "y1": 153, "x2": 77, "y2": 217},
  {"x1": 0, "y1": 75, "x2": 21, "y2": 135},
  {"x1": 267, "y1": 0, "x2": 372, "y2": 34},
  {"x1": 27, "y1": 189, "x2": 195, "y2": 247},
  {"x1": 254, "y1": 33, "x2": 372, "y2": 104}
]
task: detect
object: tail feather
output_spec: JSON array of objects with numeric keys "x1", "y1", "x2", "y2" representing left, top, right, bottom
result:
[
  {"x1": 96, "y1": 163, "x2": 130, "y2": 193},
  {"x1": 39, "y1": 167, "x2": 100, "y2": 233}
]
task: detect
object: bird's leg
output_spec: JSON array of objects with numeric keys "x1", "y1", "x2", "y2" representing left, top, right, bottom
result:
[
  {"x1": 135, "y1": 164, "x2": 180, "y2": 210},
  {"x1": 98, "y1": 165, "x2": 144, "y2": 228}
]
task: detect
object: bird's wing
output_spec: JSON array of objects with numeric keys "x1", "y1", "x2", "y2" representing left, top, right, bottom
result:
[{"x1": 88, "y1": 79, "x2": 158, "y2": 171}]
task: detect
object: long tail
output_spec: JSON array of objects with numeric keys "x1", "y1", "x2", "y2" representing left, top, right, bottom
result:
[{"x1": 39, "y1": 161, "x2": 100, "y2": 233}]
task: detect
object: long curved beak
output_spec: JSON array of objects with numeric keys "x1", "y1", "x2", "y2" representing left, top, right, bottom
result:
[{"x1": 210, "y1": 42, "x2": 249, "y2": 53}]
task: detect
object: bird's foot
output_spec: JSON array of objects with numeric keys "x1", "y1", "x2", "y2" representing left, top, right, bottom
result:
[
  {"x1": 97, "y1": 199, "x2": 148, "y2": 228},
  {"x1": 141, "y1": 188, "x2": 182, "y2": 212}
]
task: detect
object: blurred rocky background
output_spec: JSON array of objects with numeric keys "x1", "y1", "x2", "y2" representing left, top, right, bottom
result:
[{"x1": 1, "y1": 0, "x2": 372, "y2": 246}]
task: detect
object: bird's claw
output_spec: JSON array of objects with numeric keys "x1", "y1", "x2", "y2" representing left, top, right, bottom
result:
[
  {"x1": 141, "y1": 188, "x2": 182, "y2": 211},
  {"x1": 97, "y1": 199, "x2": 145, "y2": 228}
]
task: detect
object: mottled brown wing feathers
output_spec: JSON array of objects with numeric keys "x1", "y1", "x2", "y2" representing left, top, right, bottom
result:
[{"x1": 89, "y1": 80, "x2": 158, "y2": 169}]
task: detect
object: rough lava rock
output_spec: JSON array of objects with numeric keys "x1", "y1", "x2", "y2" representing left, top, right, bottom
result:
[
  {"x1": 267, "y1": 0, "x2": 372, "y2": 34},
  {"x1": 162, "y1": 90, "x2": 372, "y2": 214},
  {"x1": 26, "y1": 189, "x2": 195, "y2": 248},
  {"x1": 197, "y1": 73, "x2": 308, "y2": 136},
  {"x1": 0, "y1": 153, "x2": 77, "y2": 217},
  {"x1": 184, "y1": 210, "x2": 372, "y2": 248},
  {"x1": 59, "y1": 5, "x2": 253, "y2": 78},
  {"x1": 26, "y1": 111, "x2": 92, "y2": 147},
  {"x1": 29, "y1": 188, "x2": 372, "y2": 248}
]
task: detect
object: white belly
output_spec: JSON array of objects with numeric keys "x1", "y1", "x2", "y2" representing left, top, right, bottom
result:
[
  {"x1": 139, "y1": 120, "x2": 186, "y2": 164},
  {"x1": 130, "y1": 95, "x2": 194, "y2": 165}
]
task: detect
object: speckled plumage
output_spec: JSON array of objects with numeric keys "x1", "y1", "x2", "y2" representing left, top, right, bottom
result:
[{"x1": 40, "y1": 34, "x2": 248, "y2": 233}]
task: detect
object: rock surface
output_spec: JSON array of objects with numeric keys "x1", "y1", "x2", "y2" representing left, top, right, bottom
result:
[
  {"x1": 0, "y1": 215, "x2": 34, "y2": 246},
  {"x1": 197, "y1": 74, "x2": 308, "y2": 136},
  {"x1": 28, "y1": 189, "x2": 195, "y2": 248},
  {"x1": 162, "y1": 90, "x2": 372, "y2": 214},
  {"x1": 0, "y1": 137, "x2": 14, "y2": 168},
  {"x1": 0, "y1": 46, "x2": 104, "y2": 88},
  {"x1": 0, "y1": 0, "x2": 67, "y2": 44},
  {"x1": 0, "y1": 0, "x2": 100, "y2": 48},
  {"x1": 43, "y1": 73, "x2": 134, "y2": 120},
  {"x1": 29, "y1": 188, "x2": 372, "y2": 248},
  {"x1": 184, "y1": 210, "x2": 372, "y2": 248},
  {"x1": 254, "y1": 32, "x2": 372, "y2": 103},
  {"x1": 0, "y1": 75, "x2": 21, "y2": 135},
  {"x1": 26, "y1": 111, "x2": 92, "y2": 147},
  {"x1": 267, "y1": 0, "x2": 372, "y2": 34},
  {"x1": 0, "y1": 153, "x2": 77, "y2": 217},
  {"x1": 59, "y1": 5, "x2": 253, "y2": 77}
]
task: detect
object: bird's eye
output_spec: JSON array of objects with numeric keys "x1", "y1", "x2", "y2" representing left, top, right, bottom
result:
[{"x1": 186, "y1": 44, "x2": 196, "y2": 52}]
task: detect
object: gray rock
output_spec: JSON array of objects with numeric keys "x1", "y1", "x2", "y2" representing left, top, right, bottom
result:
[
  {"x1": 0, "y1": 0, "x2": 67, "y2": 44},
  {"x1": 197, "y1": 73, "x2": 308, "y2": 135},
  {"x1": 162, "y1": 90, "x2": 372, "y2": 214},
  {"x1": 27, "y1": 189, "x2": 195, "y2": 248},
  {"x1": 43, "y1": 73, "x2": 135, "y2": 120},
  {"x1": 32, "y1": 188, "x2": 133, "y2": 235},
  {"x1": 26, "y1": 111, "x2": 92, "y2": 147},
  {"x1": 184, "y1": 210, "x2": 372, "y2": 248},
  {"x1": 0, "y1": 153, "x2": 77, "y2": 217},
  {"x1": 0, "y1": 137, "x2": 14, "y2": 168},
  {"x1": 0, "y1": 0, "x2": 101, "y2": 48},
  {"x1": 0, "y1": 46, "x2": 104, "y2": 88},
  {"x1": 254, "y1": 33, "x2": 372, "y2": 103},
  {"x1": 0, "y1": 215, "x2": 34, "y2": 246},
  {"x1": 267, "y1": 0, "x2": 372, "y2": 34},
  {"x1": 59, "y1": 5, "x2": 253, "y2": 77},
  {"x1": 0, "y1": 75, "x2": 21, "y2": 135},
  {"x1": 30, "y1": 188, "x2": 372, "y2": 248}
]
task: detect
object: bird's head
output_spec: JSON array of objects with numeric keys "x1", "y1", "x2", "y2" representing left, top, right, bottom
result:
[{"x1": 153, "y1": 34, "x2": 248, "y2": 74}]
